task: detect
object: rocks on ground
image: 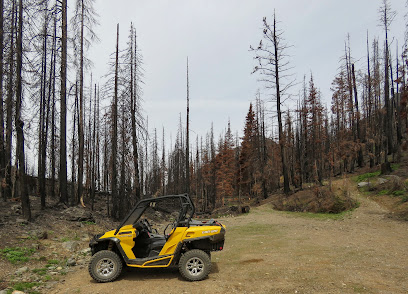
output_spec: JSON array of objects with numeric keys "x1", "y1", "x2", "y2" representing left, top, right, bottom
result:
[
  {"x1": 62, "y1": 241, "x2": 80, "y2": 252},
  {"x1": 377, "y1": 178, "x2": 388, "y2": 185},
  {"x1": 61, "y1": 206, "x2": 95, "y2": 222},
  {"x1": 357, "y1": 182, "x2": 371, "y2": 188},
  {"x1": 15, "y1": 266, "x2": 29, "y2": 275}
]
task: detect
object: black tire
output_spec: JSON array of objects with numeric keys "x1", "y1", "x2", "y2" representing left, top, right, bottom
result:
[
  {"x1": 205, "y1": 250, "x2": 211, "y2": 260},
  {"x1": 178, "y1": 249, "x2": 212, "y2": 281},
  {"x1": 88, "y1": 250, "x2": 123, "y2": 283}
]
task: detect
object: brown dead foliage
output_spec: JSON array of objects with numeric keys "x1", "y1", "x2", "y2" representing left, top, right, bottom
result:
[{"x1": 272, "y1": 186, "x2": 357, "y2": 214}]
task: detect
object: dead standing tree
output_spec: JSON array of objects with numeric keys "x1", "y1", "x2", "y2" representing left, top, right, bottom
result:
[
  {"x1": 250, "y1": 13, "x2": 294, "y2": 194},
  {"x1": 59, "y1": 0, "x2": 68, "y2": 204},
  {"x1": 379, "y1": 0, "x2": 396, "y2": 159},
  {"x1": 127, "y1": 23, "x2": 144, "y2": 203},
  {"x1": 0, "y1": 0, "x2": 4, "y2": 200},
  {"x1": 16, "y1": 0, "x2": 30, "y2": 220},
  {"x1": 111, "y1": 23, "x2": 119, "y2": 219},
  {"x1": 186, "y1": 57, "x2": 190, "y2": 194},
  {"x1": 71, "y1": 0, "x2": 99, "y2": 206},
  {"x1": 5, "y1": 0, "x2": 16, "y2": 201}
]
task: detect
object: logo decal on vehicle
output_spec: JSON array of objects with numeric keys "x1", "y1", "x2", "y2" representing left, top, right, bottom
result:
[{"x1": 202, "y1": 230, "x2": 218, "y2": 234}]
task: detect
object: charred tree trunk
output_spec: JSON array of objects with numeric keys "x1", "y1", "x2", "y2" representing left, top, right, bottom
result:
[
  {"x1": 59, "y1": 0, "x2": 68, "y2": 204},
  {"x1": 71, "y1": 82, "x2": 78, "y2": 202},
  {"x1": 38, "y1": 6, "x2": 48, "y2": 209},
  {"x1": 16, "y1": 0, "x2": 30, "y2": 220},
  {"x1": 50, "y1": 16, "x2": 57, "y2": 199},
  {"x1": 5, "y1": 0, "x2": 16, "y2": 201},
  {"x1": 186, "y1": 58, "x2": 190, "y2": 194},
  {"x1": 119, "y1": 105, "x2": 125, "y2": 218},
  {"x1": 0, "y1": 0, "x2": 5, "y2": 201},
  {"x1": 90, "y1": 85, "x2": 97, "y2": 210},
  {"x1": 130, "y1": 28, "x2": 140, "y2": 202},
  {"x1": 352, "y1": 64, "x2": 364, "y2": 167},
  {"x1": 77, "y1": 0, "x2": 85, "y2": 206},
  {"x1": 111, "y1": 24, "x2": 119, "y2": 219},
  {"x1": 272, "y1": 16, "x2": 290, "y2": 194}
]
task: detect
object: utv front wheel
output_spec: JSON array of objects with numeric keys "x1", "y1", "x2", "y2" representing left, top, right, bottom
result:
[
  {"x1": 88, "y1": 250, "x2": 123, "y2": 282},
  {"x1": 179, "y1": 249, "x2": 211, "y2": 281}
]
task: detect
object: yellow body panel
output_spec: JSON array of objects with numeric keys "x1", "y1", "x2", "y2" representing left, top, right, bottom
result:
[
  {"x1": 183, "y1": 225, "x2": 222, "y2": 240},
  {"x1": 159, "y1": 227, "x2": 187, "y2": 256},
  {"x1": 101, "y1": 225, "x2": 137, "y2": 260}
]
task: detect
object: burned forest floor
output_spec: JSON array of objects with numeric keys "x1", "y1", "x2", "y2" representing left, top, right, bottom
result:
[{"x1": 1, "y1": 164, "x2": 408, "y2": 293}]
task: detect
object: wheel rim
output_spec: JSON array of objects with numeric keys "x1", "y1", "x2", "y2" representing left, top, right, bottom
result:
[
  {"x1": 186, "y1": 257, "x2": 204, "y2": 276},
  {"x1": 95, "y1": 258, "x2": 116, "y2": 278}
]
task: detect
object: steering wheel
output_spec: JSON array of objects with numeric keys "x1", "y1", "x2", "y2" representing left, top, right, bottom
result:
[{"x1": 141, "y1": 218, "x2": 153, "y2": 233}]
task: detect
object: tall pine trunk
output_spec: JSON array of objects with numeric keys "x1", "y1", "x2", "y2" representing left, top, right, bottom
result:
[
  {"x1": 272, "y1": 15, "x2": 289, "y2": 194},
  {"x1": 186, "y1": 58, "x2": 190, "y2": 194},
  {"x1": 16, "y1": 0, "x2": 30, "y2": 220},
  {"x1": 50, "y1": 15, "x2": 57, "y2": 199},
  {"x1": 5, "y1": 0, "x2": 16, "y2": 201},
  {"x1": 111, "y1": 24, "x2": 119, "y2": 219},
  {"x1": 77, "y1": 0, "x2": 85, "y2": 206},
  {"x1": 59, "y1": 0, "x2": 68, "y2": 204},
  {"x1": 0, "y1": 0, "x2": 5, "y2": 201},
  {"x1": 130, "y1": 27, "x2": 140, "y2": 202},
  {"x1": 38, "y1": 4, "x2": 48, "y2": 208}
]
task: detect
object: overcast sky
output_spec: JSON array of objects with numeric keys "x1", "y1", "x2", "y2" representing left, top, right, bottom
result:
[{"x1": 87, "y1": 0, "x2": 406, "y2": 147}]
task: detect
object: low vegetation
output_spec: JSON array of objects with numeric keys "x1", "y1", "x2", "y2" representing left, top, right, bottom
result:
[
  {"x1": 355, "y1": 171, "x2": 381, "y2": 183},
  {"x1": 6, "y1": 282, "x2": 41, "y2": 294},
  {"x1": 355, "y1": 164, "x2": 408, "y2": 220},
  {"x1": 280, "y1": 209, "x2": 353, "y2": 220},
  {"x1": 0, "y1": 247, "x2": 36, "y2": 264},
  {"x1": 271, "y1": 185, "x2": 358, "y2": 214}
]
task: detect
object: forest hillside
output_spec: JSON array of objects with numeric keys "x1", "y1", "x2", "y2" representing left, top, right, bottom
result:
[{"x1": 0, "y1": 166, "x2": 408, "y2": 293}]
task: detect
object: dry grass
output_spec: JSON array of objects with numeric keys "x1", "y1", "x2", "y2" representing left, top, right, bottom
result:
[{"x1": 271, "y1": 183, "x2": 357, "y2": 214}]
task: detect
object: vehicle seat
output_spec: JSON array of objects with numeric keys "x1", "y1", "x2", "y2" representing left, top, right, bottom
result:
[
  {"x1": 133, "y1": 232, "x2": 166, "y2": 258},
  {"x1": 147, "y1": 233, "x2": 166, "y2": 257}
]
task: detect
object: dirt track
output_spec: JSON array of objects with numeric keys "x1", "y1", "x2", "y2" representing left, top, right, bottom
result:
[{"x1": 51, "y1": 182, "x2": 408, "y2": 294}]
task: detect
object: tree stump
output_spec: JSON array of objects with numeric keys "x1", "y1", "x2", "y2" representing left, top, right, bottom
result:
[
  {"x1": 380, "y1": 162, "x2": 392, "y2": 175},
  {"x1": 241, "y1": 206, "x2": 250, "y2": 213}
]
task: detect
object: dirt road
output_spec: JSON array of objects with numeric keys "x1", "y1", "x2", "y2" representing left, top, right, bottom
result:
[{"x1": 51, "y1": 184, "x2": 408, "y2": 294}]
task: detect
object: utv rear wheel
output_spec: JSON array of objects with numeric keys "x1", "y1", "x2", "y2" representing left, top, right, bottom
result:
[
  {"x1": 179, "y1": 249, "x2": 211, "y2": 281},
  {"x1": 89, "y1": 250, "x2": 123, "y2": 282}
]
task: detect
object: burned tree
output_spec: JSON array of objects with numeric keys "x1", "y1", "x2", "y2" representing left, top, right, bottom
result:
[
  {"x1": 59, "y1": 0, "x2": 68, "y2": 204},
  {"x1": 250, "y1": 12, "x2": 294, "y2": 194}
]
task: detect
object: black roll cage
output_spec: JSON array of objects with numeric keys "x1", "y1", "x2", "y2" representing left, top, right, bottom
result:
[{"x1": 114, "y1": 194, "x2": 195, "y2": 235}]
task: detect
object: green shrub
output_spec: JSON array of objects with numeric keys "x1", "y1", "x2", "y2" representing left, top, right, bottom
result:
[
  {"x1": 356, "y1": 171, "x2": 380, "y2": 182},
  {"x1": 12, "y1": 282, "x2": 40, "y2": 292},
  {"x1": 32, "y1": 268, "x2": 47, "y2": 276},
  {"x1": 0, "y1": 247, "x2": 36, "y2": 264},
  {"x1": 392, "y1": 190, "x2": 405, "y2": 196},
  {"x1": 47, "y1": 259, "x2": 59, "y2": 265},
  {"x1": 44, "y1": 275, "x2": 52, "y2": 281},
  {"x1": 379, "y1": 190, "x2": 389, "y2": 195},
  {"x1": 391, "y1": 163, "x2": 400, "y2": 170},
  {"x1": 81, "y1": 221, "x2": 96, "y2": 225}
]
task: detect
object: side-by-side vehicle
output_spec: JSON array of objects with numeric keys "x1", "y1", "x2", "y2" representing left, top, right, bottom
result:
[{"x1": 88, "y1": 194, "x2": 226, "y2": 282}]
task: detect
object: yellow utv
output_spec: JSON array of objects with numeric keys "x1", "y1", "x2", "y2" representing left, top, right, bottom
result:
[{"x1": 88, "y1": 194, "x2": 226, "y2": 282}]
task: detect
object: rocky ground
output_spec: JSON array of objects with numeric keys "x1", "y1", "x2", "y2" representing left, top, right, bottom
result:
[
  {"x1": 49, "y1": 179, "x2": 408, "y2": 294},
  {"x1": 1, "y1": 175, "x2": 408, "y2": 293},
  {"x1": 0, "y1": 198, "x2": 117, "y2": 294}
]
